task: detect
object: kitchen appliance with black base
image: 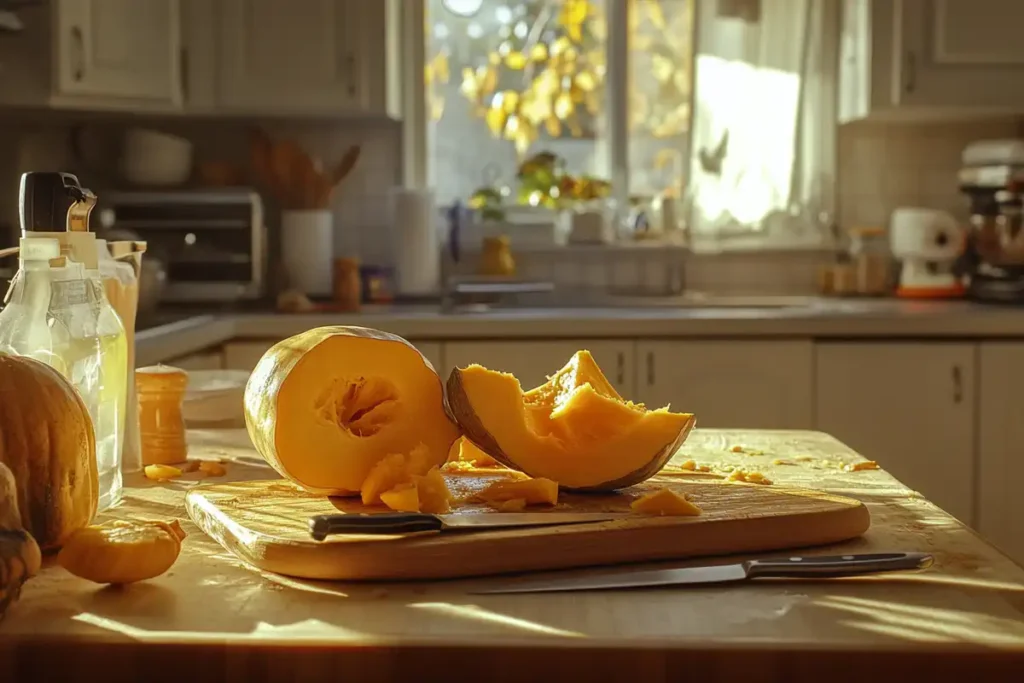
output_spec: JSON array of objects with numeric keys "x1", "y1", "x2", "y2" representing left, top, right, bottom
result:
[{"x1": 956, "y1": 139, "x2": 1024, "y2": 304}]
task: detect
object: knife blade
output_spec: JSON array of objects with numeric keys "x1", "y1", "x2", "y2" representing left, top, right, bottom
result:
[
  {"x1": 471, "y1": 552, "x2": 934, "y2": 594},
  {"x1": 308, "y1": 511, "x2": 633, "y2": 541}
]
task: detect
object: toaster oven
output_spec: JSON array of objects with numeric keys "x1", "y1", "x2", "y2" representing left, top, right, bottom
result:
[{"x1": 98, "y1": 189, "x2": 265, "y2": 303}]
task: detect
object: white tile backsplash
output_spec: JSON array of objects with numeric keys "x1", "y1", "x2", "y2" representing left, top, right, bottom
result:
[
  {"x1": 837, "y1": 118, "x2": 1024, "y2": 230},
  {"x1": 0, "y1": 115, "x2": 403, "y2": 274},
  {"x1": 3, "y1": 110, "x2": 1024, "y2": 299}
]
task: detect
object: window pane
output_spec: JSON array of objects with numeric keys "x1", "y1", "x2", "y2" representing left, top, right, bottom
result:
[
  {"x1": 627, "y1": 0, "x2": 694, "y2": 199},
  {"x1": 425, "y1": 0, "x2": 610, "y2": 208}
]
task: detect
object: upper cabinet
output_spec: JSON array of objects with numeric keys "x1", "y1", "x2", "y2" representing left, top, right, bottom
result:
[
  {"x1": 184, "y1": 0, "x2": 399, "y2": 117},
  {"x1": 53, "y1": 0, "x2": 181, "y2": 105},
  {"x1": 0, "y1": 0, "x2": 182, "y2": 110},
  {"x1": 839, "y1": 0, "x2": 1024, "y2": 121},
  {"x1": 216, "y1": 0, "x2": 361, "y2": 112},
  {"x1": 0, "y1": 0, "x2": 399, "y2": 117}
]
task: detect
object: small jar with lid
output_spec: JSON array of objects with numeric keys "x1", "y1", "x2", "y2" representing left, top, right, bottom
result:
[
  {"x1": 333, "y1": 257, "x2": 362, "y2": 311},
  {"x1": 847, "y1": 226, "x2": 894, "y2": 296},
  {"x1": 135, "y1": 364, "x2": 189, "y2": 465}
]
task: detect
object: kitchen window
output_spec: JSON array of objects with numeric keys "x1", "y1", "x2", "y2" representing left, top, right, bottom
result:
[
  {"x1": 410, "y1": 0, "x2": 838, "y2": 247},
  {"x1": 425, "y1": 0, "x2": 692, "y2": 211}
]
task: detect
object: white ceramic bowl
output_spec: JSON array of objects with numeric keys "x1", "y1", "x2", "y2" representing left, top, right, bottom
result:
[
  {"x1": 182, "y1": 369, "x2": 249, "y2": 428},
  {"x1": 120, "y1": 128, "x2": 193, "y2": 187}
]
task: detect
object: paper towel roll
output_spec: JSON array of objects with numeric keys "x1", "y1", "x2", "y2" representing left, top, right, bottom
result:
[{"x1": 392, "y1": 188, "x2": 441, "y2": 296}]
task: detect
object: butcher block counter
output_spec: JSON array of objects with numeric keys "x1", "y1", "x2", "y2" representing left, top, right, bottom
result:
[{"x1": 2, "y1": 428, "x2": 1024, "y2": 682}]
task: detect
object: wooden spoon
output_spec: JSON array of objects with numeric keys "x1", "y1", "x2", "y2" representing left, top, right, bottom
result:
[
  {"x1": 331, "y1": 145, "x2": 362, "y2": 186},
  {"x1": 313, "y1": 145, "x2": 362, "y2": 208},
  {"x1": 272, "y1": 140, "x2": 307, "y2": 209}
]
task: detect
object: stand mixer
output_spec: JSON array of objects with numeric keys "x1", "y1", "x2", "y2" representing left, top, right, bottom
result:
[{"x1": 890, "y1": 207, "x2": 966, "y2": 298}]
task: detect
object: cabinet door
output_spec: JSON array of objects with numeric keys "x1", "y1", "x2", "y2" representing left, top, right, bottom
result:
[
  {"x1": 54, "y1": 0, "x2": 181, "y2": 103},
  {"x1": 217, "y1": 0, "x2": 363, "y2": 112},
  {"x1": 896, "y1": 0, "x2": 1024, "y2": 109},
  {"x1": 978, "y1": 343, "x2": 1024, "y2": 566},
  {"x1": 444, "y1": 341, "x2": 635, "y2": 397},
  {"x1": 815, "y1": 342, "x2": 975, "y2": 524},
  {"x1": 635, "y1": 341, "x2": 814, "y2": 429},
  {"x1": 409, "y1": 341, "x2": 442, "y2": 375},
  {"x1": 222, "y1": 339, "x2": 442, "y2": 374}
]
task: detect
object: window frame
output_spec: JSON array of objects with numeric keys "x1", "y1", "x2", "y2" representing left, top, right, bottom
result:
[{"x1": 399, "y1": 0, "x2": 840, "y2": 251}]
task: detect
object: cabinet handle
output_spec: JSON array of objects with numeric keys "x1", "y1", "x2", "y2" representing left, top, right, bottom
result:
[
  {"x1": 70, "y1": 26, "x2": 85, "y2": 82},
  {"x1": 904, "y1": 50, "x2": 917, "y2": 94},
  {"x1": 646, "y1": 351, "x2": 655, "y2": 386},
  {"x1": 952, "y1": 365, "x2": 963, "y2": 404},
  {"x1": 179, "y1": 48, "x2": 190, "y2": 101},
  {"x1": 346, "y1": 53, "x2": 357, "y2": 97},
  {"x1": 616, "y1": 352, "x2": 625, "y2": 386}
]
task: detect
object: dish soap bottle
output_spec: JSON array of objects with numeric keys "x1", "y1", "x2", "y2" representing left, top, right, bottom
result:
[
  {"x1": 17, "y1": 172, "x2": 129, "y2": 511},
  {"x1": 0, "y1": 236, "x2": 67, "y2": 373}
]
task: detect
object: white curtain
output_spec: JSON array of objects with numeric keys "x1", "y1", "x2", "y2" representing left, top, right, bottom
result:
[{"x1": 687, "y1": 0, "x2": 838, "y2": 244}]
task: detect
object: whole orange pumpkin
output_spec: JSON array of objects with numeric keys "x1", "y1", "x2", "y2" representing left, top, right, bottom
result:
[{"x1": 0, "y1": 353, "x2": 98, "y2": 551}]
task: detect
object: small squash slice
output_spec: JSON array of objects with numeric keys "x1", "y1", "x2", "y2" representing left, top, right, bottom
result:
[
  {"x1": 244, "y1": 326, "x2": 461, "y2": 496},
  {"x1": 58, "y1": 519, "x2": 186, "y2": 585},
  {"x1": 447, "y1": 350, "x2": 695, "y2": 491}
]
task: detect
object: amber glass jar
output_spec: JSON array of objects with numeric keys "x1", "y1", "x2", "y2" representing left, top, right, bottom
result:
[{"x1": 135, "y1": 364, "x2": 189, "y2": 465}]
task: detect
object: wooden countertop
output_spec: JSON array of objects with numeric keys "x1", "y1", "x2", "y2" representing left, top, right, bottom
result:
[{"x1": 3, "y1": 429, "x2": 1023, "y2": 682}]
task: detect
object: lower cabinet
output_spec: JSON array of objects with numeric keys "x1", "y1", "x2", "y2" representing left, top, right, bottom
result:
[
  {"x1": 223, "y1": 340, "x2": 275, "y2": 372},
  {"x1": 443, "y1": 340, "x2": 635, "y2": 396},
  {"x1": 978, "y1": 343, "x2": 1024, "y2": 566},
  {"x1": 635, "y1": 340, "x2": 815, "y2": 429},
  {"x1": 221, "y1": 339, "x2": 443, "y2": 374},
  {"x1": 815, "y1": 342, "x2": 976, "y2": 526}
]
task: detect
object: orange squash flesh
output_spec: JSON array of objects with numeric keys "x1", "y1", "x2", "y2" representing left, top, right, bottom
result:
[
  {"x1": 447, "y1": 350, "x2": 695, "y2": 491},
  {"x1": 244, "y1": 326, "x2": 460, "y2": 495}
]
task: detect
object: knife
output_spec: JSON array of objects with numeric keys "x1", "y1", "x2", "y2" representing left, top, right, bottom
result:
[
  {"x1": 471, "y1": 552, "x2": 934, "y2": 594},
  {"x1": 308, "y1": 511, "x2": 633, "y2": 541}
]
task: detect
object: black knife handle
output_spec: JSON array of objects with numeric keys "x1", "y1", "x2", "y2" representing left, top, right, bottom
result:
[
  {"x1": 745, "y1": 552, "x2": 933, "y2": 579},
  {"x1": 309, "y1": 512, "x2": 443, "y2": 541}
]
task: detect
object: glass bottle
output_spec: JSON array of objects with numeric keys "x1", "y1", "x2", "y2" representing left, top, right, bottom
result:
[
  {"x1": 48, "y1": 261, "x2": 128, "y2": 510},
  {"x1": 17, "y1": 172, "x2": 129, "y2": 511}
]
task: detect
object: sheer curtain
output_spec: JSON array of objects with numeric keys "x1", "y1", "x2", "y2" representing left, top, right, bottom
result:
[{"x1": 687, "y1": 0, "x2": 838, "y2": 245}]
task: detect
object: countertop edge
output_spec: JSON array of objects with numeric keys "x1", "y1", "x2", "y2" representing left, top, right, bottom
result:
[{"x1": 134, "y1": 303, "x2": 1024, "y2": 365}]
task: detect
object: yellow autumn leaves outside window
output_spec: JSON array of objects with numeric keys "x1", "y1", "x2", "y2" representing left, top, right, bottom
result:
[{"x1": 426, "y1": 0, "x2": 693, "y2": 157}]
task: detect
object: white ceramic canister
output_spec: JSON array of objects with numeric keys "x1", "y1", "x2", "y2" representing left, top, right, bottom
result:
[{"x1": 281, "y1": 209, "x2": 334, "y2": 296}]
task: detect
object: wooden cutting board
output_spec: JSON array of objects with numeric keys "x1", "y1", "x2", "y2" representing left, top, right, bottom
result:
[{"x1": 186, "y1": 471, "x2": 870, "y2": 581}]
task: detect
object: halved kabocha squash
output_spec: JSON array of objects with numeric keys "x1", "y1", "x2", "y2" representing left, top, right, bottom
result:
[
  {"x1": 446, "y1": 350, "x2": 695, "y2": 491},
  {"x1": 244, "y1": 326, "x2": 461, "y2": 495}
]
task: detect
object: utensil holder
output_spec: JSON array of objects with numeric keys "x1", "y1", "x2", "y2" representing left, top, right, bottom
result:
[{"x1": 281, "y1": 209, "x2": 333, "y2": 296}]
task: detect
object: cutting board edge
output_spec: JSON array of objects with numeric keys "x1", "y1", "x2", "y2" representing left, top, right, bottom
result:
[{"x1": 186, "y1": 487, "x2": 871, "y2": 582}]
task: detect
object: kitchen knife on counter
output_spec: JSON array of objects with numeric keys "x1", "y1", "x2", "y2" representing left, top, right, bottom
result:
[
  {"x1": 472, "y1": 552, "x2": 934, "y2": 594},
  {"x1": 309, "y1": 511, "x2": 633, "y2": 541}
]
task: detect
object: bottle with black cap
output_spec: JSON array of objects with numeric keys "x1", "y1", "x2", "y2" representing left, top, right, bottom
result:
[{"x1": 6, "y1": 171, "x2": 128, "y2": 511}]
